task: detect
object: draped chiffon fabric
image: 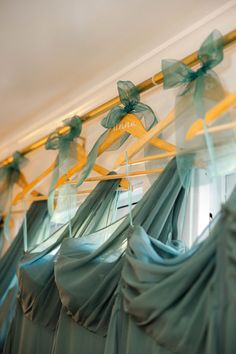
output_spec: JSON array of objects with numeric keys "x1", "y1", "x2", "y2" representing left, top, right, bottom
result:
[
  {"x1": 3, "y1": 177, "x2": 120, "y2": 354},
  {"x1": 121, "y1": 189, "x2": 236, "y2": 354},
  {"x1": 0, "y1": 201, "x2": 49, "y2": 354},
  {"x1": 52, "y1": 158, "x2": 187, "y2": 354},
  {"x1": 2, "y1": 158, "x2": 234, "y2": 354}
]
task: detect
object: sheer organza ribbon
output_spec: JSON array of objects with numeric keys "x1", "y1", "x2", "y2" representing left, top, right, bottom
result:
[
  {"x1": 46, "y1": 116, "x2": 82, "y2": 151},
  {"x1": 45, "y1": 116, "x2": 82, "y2": 224},
  {"x1": 76, "y1": 80, "x2": 158, "y2": 187},
  {"x1": 162, "y1": 30, "x2": 236, "y2": 186},
  {"x1": 0, "y1": 152, "x2": 28, "y2": 250},
  {"x1": 162, "y1": 30, "x2": 224, "y2": 115}
]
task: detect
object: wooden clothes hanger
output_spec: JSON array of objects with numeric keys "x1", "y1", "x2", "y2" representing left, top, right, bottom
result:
[
  {"x1": 186, "y1": 91, "x2": 236, "y2": 140},
  {"x1": 66, "y1": 144, "x2": 129, "y2": 189},
  {"x1": 49, "y1": 166, "x2": 165, "y2": 187},
  {"x1": 76, "y1": 167, "x2": 164, "y2": 182},
  {"x1": 114, "y1": 109, "x2": 176, "y2": 168},
  {"x1": 55, "y1": 113, "x2": 176, "y2": 188},
  {"x1": 0, "y1": 171, "x2": 38, "y2": 221},
  {"x1": 2, "y1": 171, "x2": 39, "y2": 209},
  {"x1": 97, "y1": 113, "x2": 175, "y2": 153},
  {"x1": 13, "y1": 160, "x2": 57, "y2": 205},
  {"x1": 114, "y1": 90, "x2": 235, "y2": 168},
  {"x1": 118, "y1": 151, "x2": 176, "y2": 167},
  {"x1": 13, "y1": 142, "x2": 129, "y2": 205},
  {"x1": 10, "y1": 167, "x2": 166, "y2": 208}
]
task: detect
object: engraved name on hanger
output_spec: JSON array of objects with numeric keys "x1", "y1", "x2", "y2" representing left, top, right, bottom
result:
[{"x1": 114, "y1": 121, "x2": 136, "y2": 131}]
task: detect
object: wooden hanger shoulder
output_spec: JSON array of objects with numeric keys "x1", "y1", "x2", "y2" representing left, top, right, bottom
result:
[
  {"x1": 12, "y1": 160, "x2": 57, "y2": 205},
  {"x1": 186, "y1": 92, "x2": 236, "y2": 140},
  {"x1": 114, "y1": 110, "x2": 175, "y2": 168},
  {"x1": 55, "y1": 143, "x2": 129, "y2": 190},
  {"x1": 55, "y1": 113, "x2": 174, "y2": 189},
  {"x1": 98, "y1": 113, "x2": 175, "y2": 154},
  {"x1": 13, "y1": 141, "x2": 93, "y2": 206}
]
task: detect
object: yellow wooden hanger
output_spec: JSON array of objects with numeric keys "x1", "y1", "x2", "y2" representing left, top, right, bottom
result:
[
  {"x1": 186, "y1": 91, "x2": 236, "y2": 140},
  {"x1": 14, "y1": 171, "x2": 39, "y2": 200},
  {"x1": 117, "y1": 151, "x2": 176, "y2": 167},
  {"x1": 97, "y1": 113, "x2": 175, "y2": 153},
  {"x1": 13, "y1": 160, "x2": 56, "y2": 206},
  {"x1": 114, "y1": 110, "x2": 176, "y2": 168},
  {"x1": 44, "y1": 166, "x2": 165, "y2": 186},
  {"x1": 55, "y1": 113, "x2": 176, "y2": 188},
  {"x1": 0, "y1": 171, "x2": 39, "y2": 218},
  {"x1": 13, "y1": 142, "x2": 129, "y2": 205},
  {"x1": 113, "y1": 90, "x2": 233, "y2": 168},
  {"x1": 62, "y1": 143, "x2": 129, "y2": 190}
]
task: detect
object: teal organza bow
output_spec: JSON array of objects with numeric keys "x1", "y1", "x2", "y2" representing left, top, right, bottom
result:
[
  {"x1": 161, "y1": 30, "x2": 235, "y2": 186},
  {"x1": 46, "y1": 115, "x2": 82, "y2": 151},
  {"x1": 45, "y1": 116, "x2": 82, "y2": 220},
  {"x1": 76, "y1": 80, "x2": 158, "y2": 187},
  {"x1": 102, "y1": 80, "x2": 157, "y2": 130},
  {"x1": 162, "y1": 30, "x2": 224, "y2": 117},
  {"x1": 0, "y1": 152, "x2": 28, "y2": 250}
]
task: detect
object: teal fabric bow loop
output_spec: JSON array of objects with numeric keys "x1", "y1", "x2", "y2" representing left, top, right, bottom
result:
[
  {"x1": 76, "y1": 80, "x2": 158, "y2": 188},
  {"x1": 101, "y1": 80, "x2": 157, "y2": 130},
  {"x1": 0, "y1": 151, "x2": 28, "y2": 186},
  {"x1": 162, "y1": 30, "x2": 224, "y2": 94},
  {"x1": 46, "y1": 115, "x2": 82, "y2": 151},
  {"x1": 101, "y1": 80, "x2": 158, "y2": 160},
  {"x1": 118, "y1": 80, "x2": 140, "y2": 106},
  {"x1": 161, "y1": 29, "x2": 236, "y2": 187}
]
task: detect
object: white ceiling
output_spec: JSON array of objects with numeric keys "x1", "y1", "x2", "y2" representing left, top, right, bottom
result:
[{"x1": 0, "y1": 0, "x2": 231, "y2": 153}]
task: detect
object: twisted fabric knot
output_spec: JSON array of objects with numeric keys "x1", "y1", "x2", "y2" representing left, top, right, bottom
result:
[
  {"x1": 186, "y1": 65, "x2": 208, "y2": 81},
  {"x1": 162, "y1": 30, "x2": 224, "y2": 95},
  {"x1": 0, "y1": 151, "x2": 28, "y2": 187},
  {"x1": 45, "y1": 115, "x2": 82, "y2": 150},
  {"x1": 124, "y1": 102, "x2": 135, "y2": 113}
]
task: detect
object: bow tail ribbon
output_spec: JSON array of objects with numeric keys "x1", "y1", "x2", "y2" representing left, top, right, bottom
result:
[
  {"x1": 76, "y1": 131, "x2": 108, "y2": 188},
  {"x1": 46, "y1": 117, "x2": 82, "y2": 221},
  {"x1": 48, "y1": 142, "x2": 78, "y2": 224}
]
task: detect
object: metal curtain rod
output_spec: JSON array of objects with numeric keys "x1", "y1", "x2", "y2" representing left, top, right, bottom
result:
[{"x1": 1, "y1": 29, "x2": 236, "y2": 168}]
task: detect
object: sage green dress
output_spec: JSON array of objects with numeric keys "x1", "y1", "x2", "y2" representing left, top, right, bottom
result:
[
  {"x1": 0, "y1": 200, "x2": 49, "y2": 354},
  {"x1": 117, "y1": 188, "x2": 236, "y2": 354},
  {"x1": 52, "y1": 158, "x2": 187, "y2": 354},
  {"x1": 3, "y1": 177, "x2": 120, "y2": 354}
]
